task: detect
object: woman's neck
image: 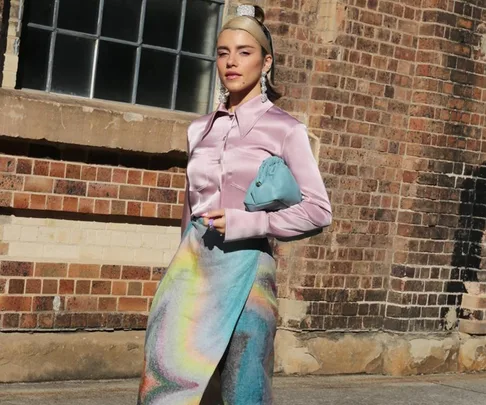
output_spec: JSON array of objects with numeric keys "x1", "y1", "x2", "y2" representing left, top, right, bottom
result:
[{"x1": 227, "y1": 86, "x2": 261, "y2": 113}]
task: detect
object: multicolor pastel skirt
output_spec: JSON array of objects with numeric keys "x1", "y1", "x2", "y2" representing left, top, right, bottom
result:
[{"x1": 138, "y1": 219, "x2": 277, "y2": 405}]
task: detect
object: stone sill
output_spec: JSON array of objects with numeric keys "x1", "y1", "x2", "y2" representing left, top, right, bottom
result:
[
  {"x1": 2, "y1": 329, "x2": 486, "y2": 382},
  {"x1": 0, "y1": 89, "x2": 199, "y2": 155}
]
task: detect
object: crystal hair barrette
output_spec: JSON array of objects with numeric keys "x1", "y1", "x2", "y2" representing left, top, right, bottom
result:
[{"x1": 236, "y1": 4, "x2": 255, "y2": 17}]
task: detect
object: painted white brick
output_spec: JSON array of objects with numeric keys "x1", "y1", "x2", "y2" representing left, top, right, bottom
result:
[
  {"x1": 2, "y1": 225, "x2": 22, "y2": 241},
  {"x1": 20, "y1": 226, "x2": 39, "y2": 242},
  {"x1": 110, "y1": 231, "x2": 127, "y2": 246},
  {"x1": 43, "y1": 244, "x2": 79, "y2": 260},
  {"x1": 127, "y1": 234, "x2": 143, "y2": 248},
  {"x1": 79, "y1": 246, "x2": 104, "y2": 262},
  {"x1": 103, "y1": 246, "x2": 135, "y2": 263},
  {"x1": 9, "y1": 242, "x2": 44, "y2": 258}
]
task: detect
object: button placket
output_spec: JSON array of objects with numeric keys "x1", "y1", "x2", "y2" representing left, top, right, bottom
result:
[{"x1": 218, "y1": 115, "x2": 236, "y2": 193}]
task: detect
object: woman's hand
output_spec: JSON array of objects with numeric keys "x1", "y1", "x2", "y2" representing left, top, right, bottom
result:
[{"x1": 202, "y1": 209, "x2": 226, "y2": 234}]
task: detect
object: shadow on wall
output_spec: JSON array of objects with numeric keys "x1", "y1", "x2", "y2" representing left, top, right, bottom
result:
[
  {"x1": 451, "y1": 162, "x2": 486, "y2": 282},
  {"x1": 446, "y1": 162, "x2": 486, "y2": 324}
]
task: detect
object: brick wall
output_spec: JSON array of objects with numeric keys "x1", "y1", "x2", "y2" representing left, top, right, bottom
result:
[
  {"x1": 1, "y1": 0, "x2": 486, "y2": 335},
  {"x1": 262, "y1": 0, "x2": 486, "y2": 332}
]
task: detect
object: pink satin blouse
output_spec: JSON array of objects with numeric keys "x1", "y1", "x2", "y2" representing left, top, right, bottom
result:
[{"x1": 182, "y1": 95, "x2": 332, "y2": 242}]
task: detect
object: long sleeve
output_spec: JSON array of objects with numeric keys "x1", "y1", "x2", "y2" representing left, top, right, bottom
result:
[
  {"x1": 224, "y1": 123, "x2": 332, "y2": 242},
  {"x1": 180, "y1": 178, "x2": 191, "y2": 238}
]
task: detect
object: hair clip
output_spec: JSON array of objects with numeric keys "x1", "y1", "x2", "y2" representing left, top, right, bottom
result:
[{"x1": 236, "y1": 4, "x2": 256, "y2": 17}]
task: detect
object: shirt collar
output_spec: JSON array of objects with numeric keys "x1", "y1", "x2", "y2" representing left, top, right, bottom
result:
[{"x1": 201, "y1": 95, "x2": 273, "y2": 139}]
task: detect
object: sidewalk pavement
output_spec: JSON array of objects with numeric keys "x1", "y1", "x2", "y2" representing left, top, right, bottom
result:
[{"x1": 1, "y1": 373, "x2": 486, "y2": 405}]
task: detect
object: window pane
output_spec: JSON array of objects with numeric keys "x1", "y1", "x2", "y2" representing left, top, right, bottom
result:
[
  {"x1": 144, "y1": 0, "x2": 182, "y2": 49},
  {"x1": 176, "y1": 56, "x2": 212, "y2": 114},
  {"x1": 94, "y1": 41, "x2": 136, "y2": 103},
  {"x1": 137, "y1": 50, "x2": 175, "y2": 109},
  {"x1": 102, "y1": 0, "x2": 142, "y2": 42},
  {"x1": 24, "y1": 0, "x2": 54, "y2": 26},
  {"x1": 58, "y1": 0, "x2": 99, "y2": 34},
  {"x1": 182, "y1": 0, "x2": 219, "y2": 56},
  {"x1": 51, "y1": 34, "x2": 94, "y2": 97},
  {"x1": 17, "y1": 27, "x2": 51, "y2": 90}
]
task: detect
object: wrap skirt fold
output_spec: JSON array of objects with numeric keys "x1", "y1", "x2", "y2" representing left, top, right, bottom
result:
[{"x1": 138, "y1": 219, "x2": 277, "y2": 405}]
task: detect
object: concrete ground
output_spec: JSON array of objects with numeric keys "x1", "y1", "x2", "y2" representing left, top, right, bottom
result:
[{"x1": 1, "y1": 373, "x2": 486, "y2": 404}]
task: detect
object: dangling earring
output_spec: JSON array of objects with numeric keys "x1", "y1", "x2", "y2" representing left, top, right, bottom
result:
[
  {"x1": 260, "y1": 71, "x2": 268, "y2": 103},
  {"x1": 218, "y1": 81, "x2": 228, "y2": 104}
]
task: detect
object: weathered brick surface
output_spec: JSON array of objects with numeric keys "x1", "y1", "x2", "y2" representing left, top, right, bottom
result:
[
  {"x1": 0, "y1": 0, "x2": 485, "y2": 334},
  {"x1": 0, "y1": 260, "x2": 163, "y2": 330},
  {"x1": 0, "y1": 155, "x2": 185, "y2": 219}
]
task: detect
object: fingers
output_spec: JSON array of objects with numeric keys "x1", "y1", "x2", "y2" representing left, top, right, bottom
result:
[
  {"x1": 202, "y1": 209, "x2": 225, "y2": 219},
  {"x1": 201, "y1": 212, "x2": 226, "y2": 234}
]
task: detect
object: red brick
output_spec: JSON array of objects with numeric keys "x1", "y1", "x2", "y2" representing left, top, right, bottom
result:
[
  {"x1": 63, "y1": 196, "x2": 79, "y2": 211},
  {"x1": 30, "y1": 194, "x2": 47, "y2": 209},
  {"x1": 66, "y1": 296, "x2": 97, "y2": 311},
  {"x1": 119, "y1": 185, "x2": 148, "y2": 201},
  {"x1": 26, "y1": 279, "x2": 42, "y2": 294},
  {"x1": 33, "y1": 161, "x2": 49, "y2": 176},
  {"x1": 81, "y1": 166, "x2": 97, "y2": 181},
  {"x1": 0, "y1": 296, "x2": 32, "y2": 311},
  {"x1": 38, "y1": 313, "x2": 54, "y2": 328},
  {"x1": 54, "y1": 180, "x2": 86, "y2": 196},
  {"x1": 99, "y1": 297, "x2": 117, "y2": 311},
  {"x1": 88, "y1": 183, "x2": 118, "y2": 198},
  {"x1": 49, "y1": 162, "x2": 66, "y2": 178},
  {"x1": 118, "y1": 297, "x2": 148, "y2": 312},
  {"x1": 143, "y1": 282, "x2": 158, "y2": 297},
  {"x1": 94, "y1": 199, "x2": 110, "y2": 214},
  {"x1": 0, "y1": 173, "x2": 23, "y2": 191},
  {"x1": 171, "y1": 175, "x2": 185, "y2": 189},
  {"x1": 122, "y1": 266, "x2": 151, "y2": 280},
  {"x1": 20, "y1": 313, "x2": 37, "y2": 328},
  {"x1": 128, "y1": 170, "x2": 142, "y2": 185},
  {"x1": 46, "y1": 195, "x2": 63, "y2": 211},
  {"x1": 59, "y1": 279, "x2": 75, "y2": 294},
  {"x1": 13, "y1": 192, "x2": 29, "y2": 208},
  {"x1": 17, "y1": 159, "x2": 32, "y2": 174},
  {"x1": 101, "y1": 265, "x2": 121, "y2": 279},
  {"x1": 157, "y1": 173, "x2": 171, "y2": 187},
  {"x1": 42, "y1": 279, "x2": 58, "y2": 294},
  {"x1": 79, "y1": 198, "x2": 95, "y2": 213},
  {"x1": 68, "y1": 264, "x2": 100, "y2": 279},
  {"x1": 8, "y1": 279, "x2": 25, "y2": 294},
  {"x1": 0, "y1": 191, "x2": 12, "y2": 207},
  {"x1": 3, "y1": 313, "x2": 20, "y2": 328},
  {"x1": 75, "y1": 280, "x2": 91, "y2": 294},
  {"x1": 113, "y1": 168, "x2": 128, "y2": 183},
  {"x1": 127, "y1": 282, "x2": 142, "y2": 296},
  {"x1": 142, "y1": 172, "x2": 157, "y2": 186},
  {"x1": 0, "y1": 261, "x2": 33, "y2": 277},
  {"x1": 0, "y1": 279, "x2": 6, "y2": 293},
  {"x1": 111, "y1": 200, "x2": 126, "y2": 215},
  {"x1": 112, "y1": 281, "x2": 128, "y2": 295},
  {"x1": 157, "y1": 204, "x2": 171, "y2": 218},
  {"x1": 35, "y1": 263, "x2": 68, "y2": 278},
  {"x1": 92, "y1": 280, "x2": 111, "y2": 295},
  {"x1": 96, "y1": 167, "x2": 112, "y2": 182},
  {"x1": 0, "y1": 156, "x2": 16, "y2": 173},
  {"x1": 127, "y1": 201, "x2": 141, "y2": 216},
  {"x1": 141, "y1": 202, "x2": 157, "y2": 217},
  {"x1": 66, "y1": 164, "x2": 81, "y2": 179},
  {"x1": 171, "y1": 205, "x2": 183, "y2": 219}
]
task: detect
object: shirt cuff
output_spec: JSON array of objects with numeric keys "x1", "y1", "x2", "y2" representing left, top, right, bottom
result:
[{"x1": 224, "y1": 208, "x2": 268, "y2": 242}]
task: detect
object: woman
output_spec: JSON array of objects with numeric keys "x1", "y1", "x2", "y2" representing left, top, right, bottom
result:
[{"x1": 138, "y1": 4, "x2": 332, "y2": 405}]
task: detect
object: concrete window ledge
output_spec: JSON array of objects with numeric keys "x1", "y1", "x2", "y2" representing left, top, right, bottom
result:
[{"x1": 0, "y1": 89, "x2": 197, "y2": 155}]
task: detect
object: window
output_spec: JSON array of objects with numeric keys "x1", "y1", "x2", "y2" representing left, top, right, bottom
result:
[{"x1": 17, "y1": 0, "x2": 224, "y2": 114}]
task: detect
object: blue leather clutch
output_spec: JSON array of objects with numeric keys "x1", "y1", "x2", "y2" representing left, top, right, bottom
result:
[{"x1": 244, "y1": 156, "x2": 302, "y2": 212}]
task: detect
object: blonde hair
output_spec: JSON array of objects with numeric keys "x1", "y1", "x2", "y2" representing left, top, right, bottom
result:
[{"x1": 219, "y1": 5, "x2": 281, "y2": 101}]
